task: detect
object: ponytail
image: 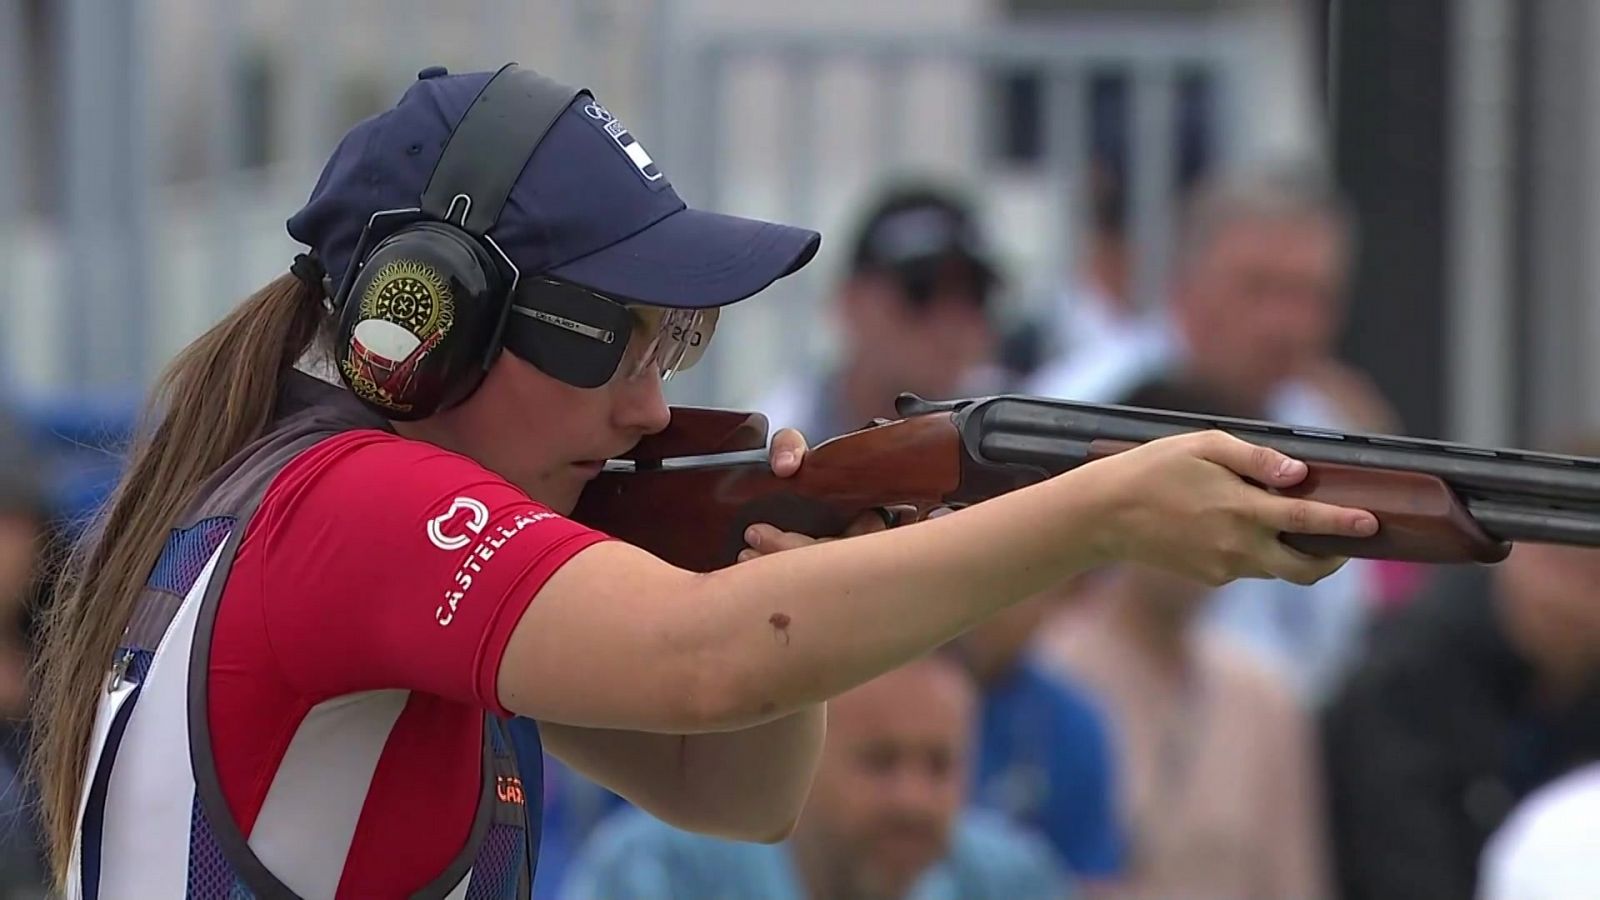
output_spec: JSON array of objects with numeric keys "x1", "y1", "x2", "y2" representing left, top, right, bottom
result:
[{"x1": 29, "y1": 273, "x2": 327, "y2": 886}]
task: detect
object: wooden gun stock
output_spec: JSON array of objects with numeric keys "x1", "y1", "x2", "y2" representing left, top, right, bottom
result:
[
  {"x1": 1088, "y1": 439, "x2": 1512, "y2": 564},
  {"x1": 623, "y1": 406, "x2": 770, "y2": 464},
  {"x1": 572, "y1": 414, "x2": 965, "y2": 571},
  {"x1": 572, "y1": 392, "x2": 1600, "y2": 574}
]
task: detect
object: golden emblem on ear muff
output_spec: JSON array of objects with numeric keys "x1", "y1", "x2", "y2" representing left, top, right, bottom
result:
[{"x1": 341, "y1": 258, "x2": 456, "y2": 414}]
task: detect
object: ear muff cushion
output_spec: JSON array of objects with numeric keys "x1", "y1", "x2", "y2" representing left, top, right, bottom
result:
[{"x1": 337, "y1": 223, "x2": 509, "y2": 419}]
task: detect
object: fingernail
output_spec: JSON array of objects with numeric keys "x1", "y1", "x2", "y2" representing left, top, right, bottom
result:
[
  {"x1": 777, "y1": 451, "x2": 796, "y2": 469},
  {"x1": 1352, "y1": 514, "x2": 1379, "y2": 536},
  {"x1": 745, "y1": 526, "x2": 761, "y2": 548},
  {"x1": 1276, "y1": 458, "x2": 1306, "y2": 479}
]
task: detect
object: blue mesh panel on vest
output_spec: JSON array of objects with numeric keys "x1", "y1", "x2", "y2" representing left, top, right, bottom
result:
[
  {"x1": 148, "y1": 516, "x2": 235, "y2": 596},
  {"x1": 187, "y1": 794, "x2": 255, "y2": 899},
  {"x1": 125, "y1": 648, "x2": 153, "y2": 684},
  {"x1": 464, "y1": 823, "x2": 525, "y2": 900}
]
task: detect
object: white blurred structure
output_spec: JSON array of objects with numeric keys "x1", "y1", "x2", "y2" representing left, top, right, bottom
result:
[
  {"x1": 0, "y1": 0, "x2": 1320, "y2": 409},
  {"x1": 1478, "y1": 762, "x2": 1600, "y2": 900}
]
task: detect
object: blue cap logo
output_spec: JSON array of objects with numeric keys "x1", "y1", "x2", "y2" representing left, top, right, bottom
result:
[{"x1": 581, "y1": 100, "x2": 665, "y2": 186}]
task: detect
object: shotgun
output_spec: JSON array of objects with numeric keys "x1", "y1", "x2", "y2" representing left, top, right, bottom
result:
[{"x1": 570, "y1": 392, "x2": 1600, "y2": 572}]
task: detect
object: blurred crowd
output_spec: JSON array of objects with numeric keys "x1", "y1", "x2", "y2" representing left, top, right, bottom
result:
[
  {"x1": 2, "y1": 68, "x2": 1600, "y2": 900},
  {"x1": 514, "y1": 115, "x2": 1600, "y2": 899}
]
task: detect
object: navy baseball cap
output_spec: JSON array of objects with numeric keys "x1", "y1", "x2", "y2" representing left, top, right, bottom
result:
[
  {"x1": 287, "y1": 65, "x2": 821, "y2": 309},
  {"x1": 846, "y1": 182, "x2": 1001, "y2": 307},
  {"x1": 849, "y1": 184, "x2": 998, "y2": 279}
]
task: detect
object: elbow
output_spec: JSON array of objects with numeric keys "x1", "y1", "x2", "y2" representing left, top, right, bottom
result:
[
  {"x1": 673, "y1": 797, "x2": 804, "y2": 845},
  {"x1": 674, "y1": 663, "x2": 774, "y2": 733},
  {"x1": 751, "y1": 812, "x2": 802, "y2": 844},
  {"x1": 664, "y1": 603, "x2": 789, "y2": 733}
]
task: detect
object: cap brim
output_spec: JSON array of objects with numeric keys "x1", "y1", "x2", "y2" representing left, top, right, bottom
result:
[{"x1": 546, "y1": 207, "x2": 821, "y2": 309}]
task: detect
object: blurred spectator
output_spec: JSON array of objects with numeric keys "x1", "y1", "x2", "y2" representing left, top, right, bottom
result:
[
  {"x1": 0, "y1": 419, "x2": 44, "y2": 718},
  {"x1": 556, "y1": 652, "x2": 1069, "y2": 900},
  {"x1": 533, "y1": 754, "x2": 627, "y2": 900},
  {"x1": 0, "y1": 391, "x2": 135, "y2": 900},
  {"x1": 1477, "y1": 761, "x2": 1600, "y2": 900},
  {"x1": 1033, "y1": 378, "x2": 1333, "y2": 900},
  {"x1": 758, "y1": 179, "x2": 1008, "y2": 438},
  {"x1": 1006, "y1": 72, "x2": 1213, "y2": 387},
  {"x1": 1322, "y1": 510, "x2": 1600, "y2": 900},
  {"x1": 757, "y1": 179, "x2": 1124, "y2": 887},
  {"x1": 1027, "y1": 165, "x2": 1396, "y2": 705},
  {"x1": 0, "y1": 379, "x2": 138, "y2": 898},
  {"x1": 953, "y1": 594, "x2": 1128, "y2": 887},
  {"x1": 998, "y1": 70, "x2": 1217, "y2": 382},
  {"x1": 8, "y1": 394, "x2": 140, "y2": 545},
  {"x1": 1034, "y1": 574, "x2": 1330, "y2": 900},
  {"x1": 0, "y1": 405, "x2": 52, "y2": 898},
  {"x1": 0, "y1": 391, "x2": 140, "y2": 678}
]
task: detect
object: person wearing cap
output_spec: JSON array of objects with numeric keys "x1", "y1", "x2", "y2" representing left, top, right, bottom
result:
[
  {"x1": 758, "y1": 181, "x2": 1007, "y2": 440},
  {"x1": 557, "y1": 651, "x2": 1068, "y2": 900},
  {"x1": 29, "y1": 64, "x2": 1376, "y2": 898},
  {"x1": 758, "y1": 181, "x2": 1128, "y2": 886}
]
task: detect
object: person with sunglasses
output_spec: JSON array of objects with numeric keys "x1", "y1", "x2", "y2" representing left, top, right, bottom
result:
[
  {"x1": 758, "y1": 180, "x2": 1008, "y2": 443},
  {"x1": 30, "y1": 64, "x2": 1376, "y2": 899}
]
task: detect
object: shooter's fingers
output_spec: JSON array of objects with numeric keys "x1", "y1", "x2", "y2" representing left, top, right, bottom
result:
[
  {"x1": 1191, "y1": 431, "x2": 1379, "y2": 538},
  {"x1": 768, "y1": 428, "x2": 809, "y2": 478},
  {"x1": 1260, "y1": 493, "x2": 1379, "y2": 540},
  {"x1": 1255, "y1": 538, "x2": 1351, "y2": 586},
  {"x1": 1192, "y1": 431, "x2": 1313, "y2": 488},
  {"x1": 847, "y1": 505, "x2": 919, "y2": 537}
]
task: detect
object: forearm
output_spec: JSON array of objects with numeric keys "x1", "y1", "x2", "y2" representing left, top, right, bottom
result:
[
  {"x1": 540, "y1": 707, "x2": 826, "y2": 841},
  {"x1": 678, "y1": 703, "x2": 825, "y2": 840},
  {"x1": 680, "y1": 473, "x2": 1113, "y2": 728},
  {"x1": 504, "y1": 429, "x2": 1367, "y2": 734}
]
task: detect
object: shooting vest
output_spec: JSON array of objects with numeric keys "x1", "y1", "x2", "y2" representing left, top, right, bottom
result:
[{"x1": 65, "y1": 371, "x2": 542, "y2": 899}]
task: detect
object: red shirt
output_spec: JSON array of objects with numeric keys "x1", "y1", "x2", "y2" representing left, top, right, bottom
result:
[{"x1": 206, "y1": 429, "x2": 609, "y2": 896}]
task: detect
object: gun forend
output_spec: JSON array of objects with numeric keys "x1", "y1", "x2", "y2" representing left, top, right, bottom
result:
[{"x1": 1087, "y1": 439, "x2": 1511, "y2": 564}]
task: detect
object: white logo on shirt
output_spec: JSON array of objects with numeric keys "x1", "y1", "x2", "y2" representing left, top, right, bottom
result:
[
  {"x1": 435, "y1": 510, "x2": 561, "y2": 627},
  {"x1": 427, "y1": 496, "x2": 489, "y2": 551}
]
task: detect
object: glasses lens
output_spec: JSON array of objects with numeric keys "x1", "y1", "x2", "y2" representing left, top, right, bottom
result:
[{"x1": 625, "y1": 307, "x2": 719, "y2": 381}]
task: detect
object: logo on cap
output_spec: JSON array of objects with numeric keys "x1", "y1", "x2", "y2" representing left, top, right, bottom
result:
[
  {"x1": 342, "y1": 259, "x2": 455, "y2": 414},
  {"x1": 583, "y1": 101, "x2": 664, "y2": 184}
]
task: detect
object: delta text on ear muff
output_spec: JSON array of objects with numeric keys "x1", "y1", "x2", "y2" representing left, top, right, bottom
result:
[{"x1": 327, "y1": 63, "x2": 584, "y2": 421}]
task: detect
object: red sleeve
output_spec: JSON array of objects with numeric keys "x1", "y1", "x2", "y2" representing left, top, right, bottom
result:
[{"x1": 251, "y1": 430, "x2": 611, "y2": 715}]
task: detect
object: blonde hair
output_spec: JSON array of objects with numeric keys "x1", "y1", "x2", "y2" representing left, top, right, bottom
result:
[{"x1": 29, "y1": 273, "x2": 330, "y2": 887}]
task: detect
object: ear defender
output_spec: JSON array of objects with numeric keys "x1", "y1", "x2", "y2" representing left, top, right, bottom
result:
[
  {"x1": 326, "y1": 63, "x2": 586, "y2": 420},
  {"x1": 336, "y1": 222, "x2": 510, "y2": 420}
]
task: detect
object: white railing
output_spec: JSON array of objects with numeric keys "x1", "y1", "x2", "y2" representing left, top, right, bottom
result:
[
  {"x1": 0, "y1": 2, "x2": 1292, "y2": 414},
  {"x1": 651, "y1": 15, "x2": 1272, "y2": 407}
]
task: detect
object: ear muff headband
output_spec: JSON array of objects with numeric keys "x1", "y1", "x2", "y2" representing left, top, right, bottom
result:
[
  {"x1": 330, "y1": 64, "x2": 586, "y2": 420},
  {"x1": 421, "y1": 65, "x2": 582, "y2": 236}
]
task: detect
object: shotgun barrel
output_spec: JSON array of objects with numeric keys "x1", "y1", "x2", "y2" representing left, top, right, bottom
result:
[{"x1": 920, "y1": 393, "x2": 1600, "y2": 550}]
